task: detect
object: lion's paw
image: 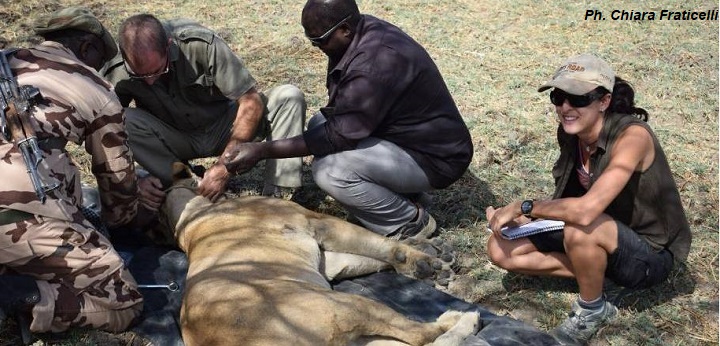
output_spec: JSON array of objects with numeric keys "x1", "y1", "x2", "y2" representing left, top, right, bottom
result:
[
  {"x1": 398, "y1": 238, "x2": 457, "y2": 287},
  {"x1": 404, "y1": 238, "x2": 456, "y2": 267},
  {"x1": 429, "y1": 310, "x2": 481, "y2": 346}
]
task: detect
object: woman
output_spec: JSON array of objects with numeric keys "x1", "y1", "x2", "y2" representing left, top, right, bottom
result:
[{"x1": 485, "y1": 53, "x2": 691, "y2": 345}]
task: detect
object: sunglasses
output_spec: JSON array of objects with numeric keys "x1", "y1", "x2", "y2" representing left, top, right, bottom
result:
[
  {"x1": 550, "y1": 88, "x2": 605, "y2": 108},
  {"x1": 306, "y1": 14, "x2": 352, "y2": 46},
  {"x1": 124, "y1": 48, "x2": 170, "y2": 80}
]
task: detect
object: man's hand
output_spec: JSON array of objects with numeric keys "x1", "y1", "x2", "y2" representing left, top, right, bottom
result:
[
  {"x1": 223, "y1": 142, "x2": 264, "y2": 174},
  {"x1": 138, "y1": 176, "x2": 166, "y2": 211},
  {"x1": 197, "y1": 163, "x2": 230, "y2": 202}
]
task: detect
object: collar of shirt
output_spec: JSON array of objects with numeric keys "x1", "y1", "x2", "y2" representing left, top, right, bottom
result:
[
  {"x1": 35, "y1": 41, "x2": 86, "y2": 66},
  {"x1": 169, "y1": 40, "x2": 180, "y2": 66},
  {"x1": 328, "y1": 14, "x2": 368, "y2": 76}
]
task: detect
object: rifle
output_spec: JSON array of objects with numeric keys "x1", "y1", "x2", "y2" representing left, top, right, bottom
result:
[{"x1": 0, "y1": 50, "x2": 58, "y2": 203}]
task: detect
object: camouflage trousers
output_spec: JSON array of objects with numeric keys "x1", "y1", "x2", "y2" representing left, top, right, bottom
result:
[{"x1": 0, "y1": 215, "x2": 143, "y2": 333}]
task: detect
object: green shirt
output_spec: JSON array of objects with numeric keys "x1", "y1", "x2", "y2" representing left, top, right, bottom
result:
[{"x1": 104, "y1": 18, "x2": 256, "y2": 132}]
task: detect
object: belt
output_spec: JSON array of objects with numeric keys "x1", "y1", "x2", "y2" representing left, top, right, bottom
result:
[{"x1": 0, "y1": 209, "x2": 35, "y2": 226}]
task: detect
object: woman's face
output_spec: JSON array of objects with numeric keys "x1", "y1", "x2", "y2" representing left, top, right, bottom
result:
[{"x1": 552, "y1": 89, "x2": 611, "y2": 138}]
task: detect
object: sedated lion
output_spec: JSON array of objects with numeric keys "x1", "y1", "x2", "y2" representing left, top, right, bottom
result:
[{"x1": 155, "y1": 163, "x2": 479, "y2": 346}]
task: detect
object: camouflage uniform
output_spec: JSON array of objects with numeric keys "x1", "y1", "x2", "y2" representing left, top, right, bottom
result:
[{"x1": 0, "y1": 42, "x2": 143, "y2": 333}]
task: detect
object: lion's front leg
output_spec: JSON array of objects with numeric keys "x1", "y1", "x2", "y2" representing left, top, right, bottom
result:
[
  {"x1": 388, "y1": 239, "x2": 456, "y2": 285},
  {"x1": 311, "y1": 216, "x2": 455, "y2": 284}
]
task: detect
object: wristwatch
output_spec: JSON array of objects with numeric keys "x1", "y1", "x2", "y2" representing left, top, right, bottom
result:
[{"x1": 520, "y1": 199, "x2": 534, "y2": 217}]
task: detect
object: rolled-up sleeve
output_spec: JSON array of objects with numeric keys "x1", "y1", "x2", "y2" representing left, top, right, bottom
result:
[{"x1": 304, "y1": 71, "x2": 396, "y2": 156}]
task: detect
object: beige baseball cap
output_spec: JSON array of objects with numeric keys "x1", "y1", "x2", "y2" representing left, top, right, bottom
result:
[
  {"x1": 33, "y1": 6, "x2": 118, "y2": 62},
  {"x1": 538, "y1": 53, "x2": 615, "y2": 95}
]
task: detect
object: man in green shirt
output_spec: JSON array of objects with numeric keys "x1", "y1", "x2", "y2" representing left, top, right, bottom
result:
[{"x1": 104, "y1": 14, "x2": 305, "y2": 204}]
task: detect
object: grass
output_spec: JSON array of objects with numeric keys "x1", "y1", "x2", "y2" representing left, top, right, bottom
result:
[{"x1": 1, "y1": 0, "x2": 718, "y2": 345}]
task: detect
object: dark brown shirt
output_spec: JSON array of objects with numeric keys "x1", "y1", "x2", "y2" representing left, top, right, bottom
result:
[
  {"x1": 303, "y1": 15, "x2": 473, "y2": 188},
  {"x1": 552, "y1": 113, "x2": 692, "y2": 261}
]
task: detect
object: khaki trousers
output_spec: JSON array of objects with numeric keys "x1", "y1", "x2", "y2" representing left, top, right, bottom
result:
[{"x1": 125, "y1": 84, "x2": 306, "y2": 187}]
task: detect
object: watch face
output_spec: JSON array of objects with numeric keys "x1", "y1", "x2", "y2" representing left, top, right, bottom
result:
[{"x1": 521, "y1": 200, "x2": 533, "y2": 215}]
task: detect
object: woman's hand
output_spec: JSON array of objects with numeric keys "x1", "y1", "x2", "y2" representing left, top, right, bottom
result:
[{"x1": 486, "y1": 201, "x2": 524, "y2": 238}]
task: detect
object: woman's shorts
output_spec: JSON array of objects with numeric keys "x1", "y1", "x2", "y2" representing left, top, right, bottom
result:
[{"x1": 528, "y1": 220, "x2": 674, "y2": 289}]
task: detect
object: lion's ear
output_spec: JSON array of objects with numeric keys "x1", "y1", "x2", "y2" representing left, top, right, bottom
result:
[{"x1": 171, "y1": 162, "x2": 193, "y2": 182}]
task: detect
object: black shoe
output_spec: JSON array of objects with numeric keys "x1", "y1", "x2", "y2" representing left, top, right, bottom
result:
[{"x1": 0, "y1": 274, "x2": 40, "y2": 345}]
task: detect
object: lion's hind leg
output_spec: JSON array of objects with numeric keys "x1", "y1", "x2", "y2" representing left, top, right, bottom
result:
[{"x1": 324, "y1": 290, "x2": 478, "y2": 346}]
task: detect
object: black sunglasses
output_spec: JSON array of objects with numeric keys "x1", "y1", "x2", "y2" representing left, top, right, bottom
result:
[
  {"x1": 550, "y1": 88, "x2": 605, "y2": 108},
  {"x1": 306, "y1": 14, "x2": 352, "y2": 46}
]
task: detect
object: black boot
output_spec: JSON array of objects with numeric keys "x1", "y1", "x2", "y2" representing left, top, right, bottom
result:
[{"x1": 0, "y1": 274, "x2": 40, "y2": 345}]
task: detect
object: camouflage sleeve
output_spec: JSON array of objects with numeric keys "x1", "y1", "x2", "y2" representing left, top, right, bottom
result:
[{"x1": 85, "y1": 97, "x2": 139, "y2": 228}]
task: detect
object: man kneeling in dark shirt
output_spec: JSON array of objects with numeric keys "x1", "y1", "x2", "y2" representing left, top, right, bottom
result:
[{"x1": 224, "y1": 0, "x2": 473, "y2": 241}]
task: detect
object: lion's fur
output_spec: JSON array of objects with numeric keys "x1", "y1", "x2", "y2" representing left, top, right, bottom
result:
[{"x1": 157, "y1": 163, "x2": 478, "y2": 346}]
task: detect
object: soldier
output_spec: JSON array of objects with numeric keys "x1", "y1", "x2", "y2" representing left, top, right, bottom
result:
[{"x1": 0, "y1": 6, "x2": 148, "y2": 338}]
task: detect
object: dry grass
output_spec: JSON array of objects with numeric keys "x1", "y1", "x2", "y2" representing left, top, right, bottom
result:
[{"x1": 1, "y1": 0, "x2": 717, "y2": 345}]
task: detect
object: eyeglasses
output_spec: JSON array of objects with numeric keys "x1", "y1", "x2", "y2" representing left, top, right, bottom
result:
[
  {"x1": 550, "y1": 88, "x2": 605, "y2": 108},
  {"x1": 306, "y1": 14, "x2": 353, "y2": 46},
  {"x1": 124, "y1": 48, "x2": 170, "y2": 80}
]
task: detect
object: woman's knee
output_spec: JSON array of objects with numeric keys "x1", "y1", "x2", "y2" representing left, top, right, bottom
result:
[
  {"x1": 486, "y1": 236, "x2": 512, "y2": 269},
  {"x1": 563, "y1": 218, "x2": 617, "y2": 251},
  {"x1": 561, "y1": 223, "x2": 595, "y2": 248}
]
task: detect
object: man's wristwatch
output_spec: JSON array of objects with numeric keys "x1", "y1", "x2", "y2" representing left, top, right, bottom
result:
[{"x1": 520, "y1": 199, "x2": 534, "y2": 217}]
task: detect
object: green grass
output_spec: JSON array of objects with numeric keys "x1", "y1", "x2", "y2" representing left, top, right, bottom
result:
[{"x1": 1, "y1": 0, "x2": 718, "y2": 345}]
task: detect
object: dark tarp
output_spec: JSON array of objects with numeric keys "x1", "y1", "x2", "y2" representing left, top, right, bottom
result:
[{"x1": 122, "y1": 246, "x2": 559, "y2": 346}]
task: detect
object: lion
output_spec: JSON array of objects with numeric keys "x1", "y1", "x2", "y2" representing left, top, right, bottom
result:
[{"x1": 155, "y1": 163, "x2": 479, "y2": 346}]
